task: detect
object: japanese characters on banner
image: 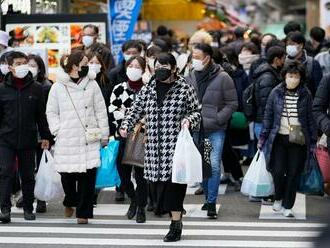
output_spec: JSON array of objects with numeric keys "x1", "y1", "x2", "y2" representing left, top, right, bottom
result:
[{"x1": 109, "y1": 0, "x2": 143, "y2": 64}]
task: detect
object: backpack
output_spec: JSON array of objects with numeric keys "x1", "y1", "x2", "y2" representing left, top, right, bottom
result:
[{"x1": 242, "y1": 82, "x2": 256, "y2": 121}]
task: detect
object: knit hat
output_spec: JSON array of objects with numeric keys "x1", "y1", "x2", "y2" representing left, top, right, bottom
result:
[{"x1": 0, "y1": 31, "x2": 9, "y2": 47}]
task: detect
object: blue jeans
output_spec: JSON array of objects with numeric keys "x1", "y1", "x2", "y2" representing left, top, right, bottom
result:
[
  {"x1": 254, "y1": 122, "x2": 263, "y2": 140},
  {"x1": 202, "y1": 130, "x2": 226, "y2": 204}
]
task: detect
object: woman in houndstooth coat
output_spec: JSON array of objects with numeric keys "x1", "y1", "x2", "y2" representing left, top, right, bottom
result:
[{"x1": 120, "y1": 53, "x2": 201, "y2": 242}]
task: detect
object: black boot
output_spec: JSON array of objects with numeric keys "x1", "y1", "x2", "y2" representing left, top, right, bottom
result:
[
  {"x1": 207, "y1": 203, "x2": 217, "y2": 219},
  {"x1": 201, "y1": 203, "x2": 208, "y2": 211},
  {"x1": 163, "y1": 220, "x2": 183, "y2": 242},
  {"x1": 126, "y1": 199, "x2": 137, "y2": 220},
  {"x1": 136, "y1": 207, "x2": 146, "y2": 223},
  {"x1": 36, "y1": 200, "x2": 47, "y2": 213},
  {"x1": 24, "y1": 211, "x2": 36, "y2": 221},
  {"x1": 0, "y1": 210, "x2": 11, "y2": 224}
]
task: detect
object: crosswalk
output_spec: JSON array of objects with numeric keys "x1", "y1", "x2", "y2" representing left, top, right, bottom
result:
[{"x1": 0, "y1": 217, "x2": 324, "y2": 247}]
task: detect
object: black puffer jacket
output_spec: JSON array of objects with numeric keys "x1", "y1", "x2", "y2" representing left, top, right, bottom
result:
[
  {"x1": 313, "y1": 73, "x2": 330, "y2": 152},
  {"x1": 254, "y1": 62, "x2": 282, "y2": 123},
  {"x1": 0, "y1": 73, "x2": 51, "y2": 149}
]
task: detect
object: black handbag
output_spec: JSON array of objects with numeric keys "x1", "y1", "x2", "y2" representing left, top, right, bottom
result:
[{"x1": 195, "y1": 118, "x2": 212, "y2": 180}]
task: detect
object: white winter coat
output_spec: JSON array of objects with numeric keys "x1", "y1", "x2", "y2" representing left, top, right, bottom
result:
[{"x1": 46, "y1": 69, "x2": 109, "y2": 173}]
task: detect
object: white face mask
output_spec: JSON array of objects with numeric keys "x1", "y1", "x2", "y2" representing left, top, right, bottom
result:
[
  {"x1": 192, "y1": 59, "x2": 205, "y2": 71},
  {"x1": 124, "y1": 54, "x2": 133, "y2": 62},
  {"x1": 286, "y1": 77, "x2": 300, "y2": 90},
  {"x1": 82, "y1": 35, "x2": 94, "y2": 48},
  {"x1": 126, "y1": 67, "x2": 142, "y2": 81},
  {"x1": 0, "y1": 64, "x2": 9, "y2": 75},
  {"x1": 14, "y1": 64, "x2": 30, "y2": 79},
  {"x1": 29, "y1": 66, "x2": 38, "y2": 78},
  {"x1": 286, "y1": 45, "x2": 299, "y2": 57},
  {"x1": 88, "y1": 63, "x2": 101, "y2": 74}
]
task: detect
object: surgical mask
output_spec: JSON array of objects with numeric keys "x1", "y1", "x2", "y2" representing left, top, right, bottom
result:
[
  {"x1": 286, "y1": 77, "x2": 300, "y2": 90},
  {"x1": 14, "y1": 64, "x2": 30, "y2": 79},
  {"x1": 148, "y1": 58, "x2": 155, "y2": 70},
  {"x1": 78, "y1": 65, "x2": 89, "y2": 78},
  {"x1": 124, "y1": 54, "x2": 133, "y2": 61},
  {"x1": 286, "y1": 45, "x2": 299, "y2": 58},
  {"x1": 29, "y1": 67, "x2": 38, "y2": 78},
  {"x1": 88, "y1": 63, "x2": 101, "y2": 74},
  {"x1": 155, "y1": 68, "x2": 171, "y2": 82},
  {"x1": 192, "y1": 59, "x2": 205, "y2": 71},
  {"x1": 211, "y1": 41, "x2": 219, "y2": 48},
  {"x1": 82, "y1": 35, "x2": 94, "y2": 48},
  {"x1": 0, "y1": 64, "x2": 9, "y2": 75},
  {"x1": 126, "y1": 67, "x2": 143, "y2": 81}
]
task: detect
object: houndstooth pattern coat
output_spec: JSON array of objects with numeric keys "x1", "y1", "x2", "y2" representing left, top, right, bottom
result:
[{"x1": 121, "y1": 76, "x2": 201, "y2": 182}]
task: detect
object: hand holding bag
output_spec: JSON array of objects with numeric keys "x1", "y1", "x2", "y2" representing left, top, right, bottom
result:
[
  {"x1": 172, "y1": 127, "x2": 203, "y2": 184},
  {"x1": 122, "y1": 123, "x2": 145, "y2": 167},
  {"x1": 241, "y1": 150, "x2": 274, "y2": 197},
  {"x1": 65, "y1": 86, "x2": 102, "y2": 144},
  {"x1": 34, "y1": 150, "x2": 64, "y2": 201},
  {"x1": 95, "y1": 140, "x2": 121, "y2": 189}
]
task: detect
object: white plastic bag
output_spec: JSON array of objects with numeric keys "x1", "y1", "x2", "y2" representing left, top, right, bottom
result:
[
  {"x1": 241, "y1": 150, "x2": 274, "y2": 197},
  {"x1": 34, "y1": 150, "x2": 64, "y2": 201},
  {"x1": 172, "y1": 127, "x2": 203, "y2": 184}
]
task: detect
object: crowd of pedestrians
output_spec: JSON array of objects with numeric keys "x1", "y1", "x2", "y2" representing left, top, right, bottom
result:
[{"x1": 0, "y1": 21, "x2": 329, "y2": 243}]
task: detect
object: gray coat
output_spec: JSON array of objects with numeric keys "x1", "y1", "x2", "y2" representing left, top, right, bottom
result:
[{"x1": 186, "y1": 64, "x2": 238, "y2": 132}]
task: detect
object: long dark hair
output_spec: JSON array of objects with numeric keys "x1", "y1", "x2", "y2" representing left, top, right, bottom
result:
[
  {"x1": 27, "y1": 54, "x2": 47, "y2": 82},
  {"x1": 60, "y1": 50, "x2": 85, "y2": 74},
  {"x1": 87, "y1": 52, "x2": 110, "y2": 87}
]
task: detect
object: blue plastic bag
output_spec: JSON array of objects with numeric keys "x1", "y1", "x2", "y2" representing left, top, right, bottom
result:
[
  {"x1": 298, "y1": 154, "x2": 324, "y2": 195},
  {"x1": 95, "y1": 140, "x2": 121, "y2": 189}
]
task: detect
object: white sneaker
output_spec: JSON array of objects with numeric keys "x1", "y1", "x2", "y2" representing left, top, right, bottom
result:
[
  {"x1": 283, "y1": 209, "x2": 294, "y2": 218},
  {"x1": 272, "y1": 200, "x2": 283, "y2": 212}
]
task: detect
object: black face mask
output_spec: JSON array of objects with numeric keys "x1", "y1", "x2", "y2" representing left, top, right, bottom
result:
[
  {"x1": 155, "y1": 68, "x2": 171, "y2": 82},
  {"x1": 78, "y1": 65, "x2": 89, "y2": 78}
]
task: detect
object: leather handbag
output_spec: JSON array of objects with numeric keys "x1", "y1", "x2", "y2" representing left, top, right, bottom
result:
[
  {"x1": 285, "y1": 97, "x2": 305, "y2": 146},
  {"x1": 122, "y1": 123, "x2": 145, "y2": 167}
]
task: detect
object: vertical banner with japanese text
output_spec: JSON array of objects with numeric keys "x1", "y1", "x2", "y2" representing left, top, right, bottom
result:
[{"x1": 109, "y1": 0, "x2": 143, "y2": 64}]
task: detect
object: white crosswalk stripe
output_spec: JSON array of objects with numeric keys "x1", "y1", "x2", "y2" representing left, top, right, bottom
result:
[{"x1": 0, "y1": 217, "x2": 322, "y2": 247}]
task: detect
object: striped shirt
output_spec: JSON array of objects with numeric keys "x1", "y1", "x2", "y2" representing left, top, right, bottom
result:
[{"x1": 279, "y1": 92, "x2": 301, "y2": 135}]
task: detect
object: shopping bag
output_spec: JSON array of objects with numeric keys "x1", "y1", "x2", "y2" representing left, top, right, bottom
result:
[
  {"x1": 230, "y1": 112, "x2": 248, "y2": 130},
  {"x1": 172, "y1": 127, "x2": 203, "y2": 184},
  {"x1": 315, "y1": 146, "x2": 330, "y2": 183},
  {"x1": 95, "y1": 140, "x2": 121, "y2": 189},
  {"x1": 298, "y1": 154, "x2": 324, "y2": 195},
  {"x1": 34, "y1": 150, "x2": 64, "y2": 201},
  {"x1": 241, "y1": 150, "x2": 274, "y2": 197}
]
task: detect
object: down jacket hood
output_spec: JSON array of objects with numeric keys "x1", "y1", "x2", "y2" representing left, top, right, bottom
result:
[{"x1": 56, "y1": 68, "x2": 97, "y2": 88}]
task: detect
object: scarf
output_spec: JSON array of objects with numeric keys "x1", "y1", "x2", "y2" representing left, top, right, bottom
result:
[
  {"x1": 239, "y1": 54, "x2": 260, "y2": 71},
  {"x1": 128, "y1": 79, "x2": 143, "y2": 92},
  {"x1": 195, "y1": 62, "x2": 219, "y2": 102}
]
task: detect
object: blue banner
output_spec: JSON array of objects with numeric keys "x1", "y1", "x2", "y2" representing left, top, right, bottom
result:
[{"x1": 109, "y1": 0, "x2": 143, "y2": 64}]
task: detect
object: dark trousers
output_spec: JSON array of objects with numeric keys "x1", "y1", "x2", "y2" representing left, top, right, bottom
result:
[
  {"x1": 121, "y1": 164, "x2": 147, "y2": 207},
  {"x1": 222, "y1": 131, "x2": 244, "y2": 180},
  {"x1": 60, "y1": 168, "x2": 96, "y2": 219},
  {"x1": 270, "y1": 134, "x2": 306, "y2": 209},
  {"x1": 0, "y1": 146, "x2": 36, "y2": 213}
]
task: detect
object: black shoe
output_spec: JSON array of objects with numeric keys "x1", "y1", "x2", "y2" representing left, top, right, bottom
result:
[
  {"x1": 24, "y1": 211, "x2": 36, "y2": 221},
  {"x1": 163, "y1": 220, "x2": 183, "y2": 242},
  {"x1": 36, "y1": 200, "x2": 47, "y2": 213},
  {"x1": 207, "y1": 203, "x2": 217, "y2": 219},
  {"x1": 0, "y1": 211, "x2": 11, "y2": 224},
  {"x1": 136, "y1": 207, "x2": 146, "y2": 223},
  {"x1": 233, "y1": 181, "x2": 242, "y2": 192},
  {"x1": 115, "y1": 192, "x2": 125, "y2": 202},
  {"x1": 16, "y1": 196, "x2": 24, "y2": 208},
  {"x1": 194, "y1": 187, "x2": 204, "y2": 195},
  {"x1": 201, "y1": 203, "x2": 208, "y2": 211},
  {"x1": 126, "y1": 200, "x2": 137, "y2": 220}
]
